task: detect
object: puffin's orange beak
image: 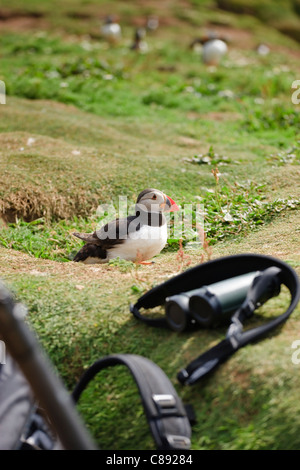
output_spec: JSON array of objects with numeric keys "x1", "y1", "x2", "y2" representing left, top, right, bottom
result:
[{"x1": 165, "y1": 195, "x2": 180, "y2": 212}]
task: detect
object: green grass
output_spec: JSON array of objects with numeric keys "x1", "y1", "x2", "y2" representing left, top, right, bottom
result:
[
  {"x1": 0, "y1": 0, "x2": 300, "y2": 451},
  {"x1": 0, "y1": 217, "x2": 87, "y2": 261},
  {"x1": 0, "y1": 32, "x2": 298, "y2": 121}
]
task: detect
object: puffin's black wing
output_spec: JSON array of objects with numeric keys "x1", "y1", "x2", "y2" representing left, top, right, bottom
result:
[
  {"x1": 73, "y1": 215, "x2": 140, "y2": 262},
  {"x1": 94, "y1": 215, "x2": 139, "y2": 249},
  {"x1": 73, "y1": 244, "x2": 108, "y2": 262},
  {"x1": 73, "y1": 216, "x2": 139, "y2": 246}
]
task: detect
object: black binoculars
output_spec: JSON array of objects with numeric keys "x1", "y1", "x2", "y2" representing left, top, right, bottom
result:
[{"x1": 165, "y1": 271, "x2": 281, "y2": 332}]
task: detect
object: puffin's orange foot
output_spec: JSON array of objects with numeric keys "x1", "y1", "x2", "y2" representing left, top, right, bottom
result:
[{"x1": 138, "y1": 261, "x2": 155, "y2": 265}]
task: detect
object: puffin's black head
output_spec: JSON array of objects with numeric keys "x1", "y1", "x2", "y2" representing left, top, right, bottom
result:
[
  {"x1": 135, "y1": 28, "x2": 146, "y2": 41},
  {"x1": 104, "y1": 15, "x2": 114, "y2": 24},
  {"x1": 136, "y1": 188, "x2": 179, "y2": 213}
]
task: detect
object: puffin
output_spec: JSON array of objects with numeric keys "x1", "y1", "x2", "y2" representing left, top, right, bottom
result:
[
  {"x1": 256, "y1": 43, "x2": 270, "y2": 56},
  {"x1": 202, "y1": 38, "x2": 228, "y2": 65},
  {"x1": 146, "y1": 16, "x2": 159, "y2": 32},
  {"x1": 72, "y1": 188, "x2": 179, "y2": 264},
  {"x1": 100, "y1": 15, "x2": 122, "y2": 43},
  {"x1": 130, "y1": 28, "x2": 148, "y2": 53},
  {"x1": 190, "y1": 33, "x2": 228, "y2": 65}
]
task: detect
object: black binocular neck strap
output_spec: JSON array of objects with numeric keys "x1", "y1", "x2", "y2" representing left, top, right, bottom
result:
[
  {"x1": 178, "y1": 265, "x2": 300, "y2": 385},
  {"x1": 130, "y1": 254, "x2": 299, "y2": 386},
  {"x1": 130, "y1": 254, "x2": 299, "y2": 329},
  {"x1": 130, "y1": 303, "x2": 168, "y2": 327},
  {"x1": 72, "y1": 354, "x2": 192, "y2": 450}
]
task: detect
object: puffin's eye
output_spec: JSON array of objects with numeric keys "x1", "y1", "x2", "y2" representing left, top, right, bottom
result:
[{"x1": 152, "y1": 194, "x2": 157, "y2": 200}]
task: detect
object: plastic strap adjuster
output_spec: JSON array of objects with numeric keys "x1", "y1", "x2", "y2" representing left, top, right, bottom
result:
[
  {"x1": 152, "y1": 394, "x2": 178, "y2": 416},
  {"x1": 166, "y1": 434, "x2": 191, "y2": 449}
]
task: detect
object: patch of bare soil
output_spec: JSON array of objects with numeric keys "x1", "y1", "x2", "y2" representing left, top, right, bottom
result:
[
  {"x1": 0, "y1": 9, "x2": 47, "y2": 31},
  {"x1": 0, "y1": 245, "x2": 188, "y2": 290},
  {"x1": 177, "y1": 135, "x2": 202, "y2": 147},
  {"x1": 266, "y1": 166, "x2": 300, "y2": 201},
  {"x1": 192, "y1": 111, "x2": 242, "y2": 122},
  {"x1": 137, "y1": 0, "x2": 191, "y2": 26},
  {"x1": 205, "y1": 24, "x2": 256, "y2": 50},
  {"x1": 0, "y1": 131, "x2": 101, "y2": 222}
]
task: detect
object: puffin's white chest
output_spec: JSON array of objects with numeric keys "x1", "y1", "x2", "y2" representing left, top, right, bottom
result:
[
  {"x1": 101, "y1": 24, "x2": 121, "y2": 41},
  {"x1": 203, "y1": 39, "x2": 227, "y2": 64},
  {"x1": 108, "y1": 224, "x2": 168, "y2": 262}
]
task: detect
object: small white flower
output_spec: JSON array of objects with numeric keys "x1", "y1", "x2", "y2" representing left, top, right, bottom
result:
[
  {"x1": 103, "y1": 74, "x2": 114, "y2": 80},
  {"x1": 46, "y1": 70, "x2": 60, "y2": 79},
  {"x1": 81, "y1": 41, "x2": 93, "y2": 51},
  {"x1": 223, "y1": 211, "x2": 233, "y2": 222},
  {"x1": 184, "y1": 86, "x2": 195, "y2": 93},
  {"x1": 218, "y1": 89, "x2": 234, "y2": 99},
  {"x1": 27, "y1": 137, "x2": 36, "y2": 146},
  {"x1": 254, "y1": 199, "x2": 263, "y2": 206}
]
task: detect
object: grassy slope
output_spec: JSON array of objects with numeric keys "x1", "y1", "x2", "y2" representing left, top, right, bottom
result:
[{"x1": 0, "y1": 0, "x2": 300, "y2": 450}]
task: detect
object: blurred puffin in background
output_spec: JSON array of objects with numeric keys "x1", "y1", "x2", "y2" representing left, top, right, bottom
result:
[
  {"x1": 73, "y1": 188, "x2": 179, "y2": 264},
  {"x1": 191, "y1": 31, "x2": 228, "y2": 65},
  {"x1": 146, "y1": 16, "x2": 159, "y2": 32},
  {"x1": 256, "y1": 43, "x2": 270, "y2": 56},
  {"x1": 100, "y1": 15, "x2": 122, "y2": 43},
  {"x1": 130, "y1": 27, "x2": 148, "y2": 53}
]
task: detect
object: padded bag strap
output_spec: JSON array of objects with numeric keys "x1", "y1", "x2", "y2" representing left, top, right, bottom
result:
[
  {"x1": 0, "y1": 281, "x2": 97, "y2": 450},
  {"x1": 72, "y1": 354, "x2": 192, "y2": 450},
  {"x1": 0, "y1": 356, "x2": 35, "y2": 450}
]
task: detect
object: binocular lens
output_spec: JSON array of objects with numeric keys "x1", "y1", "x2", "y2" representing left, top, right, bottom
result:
[
  {"x1": 165, "y1": 295, "x2": 190, "y2": 332},
  {"x1": 165, "y1": 272, "x2": 261, "y2": 331},
  {"x1": 188, "y1": 293, "x2": 221, "y2": 327}
]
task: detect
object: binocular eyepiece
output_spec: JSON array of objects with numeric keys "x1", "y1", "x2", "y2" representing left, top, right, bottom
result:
[{"x1": 165, "y1": 271, "x2": 281, "y2": 332}]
